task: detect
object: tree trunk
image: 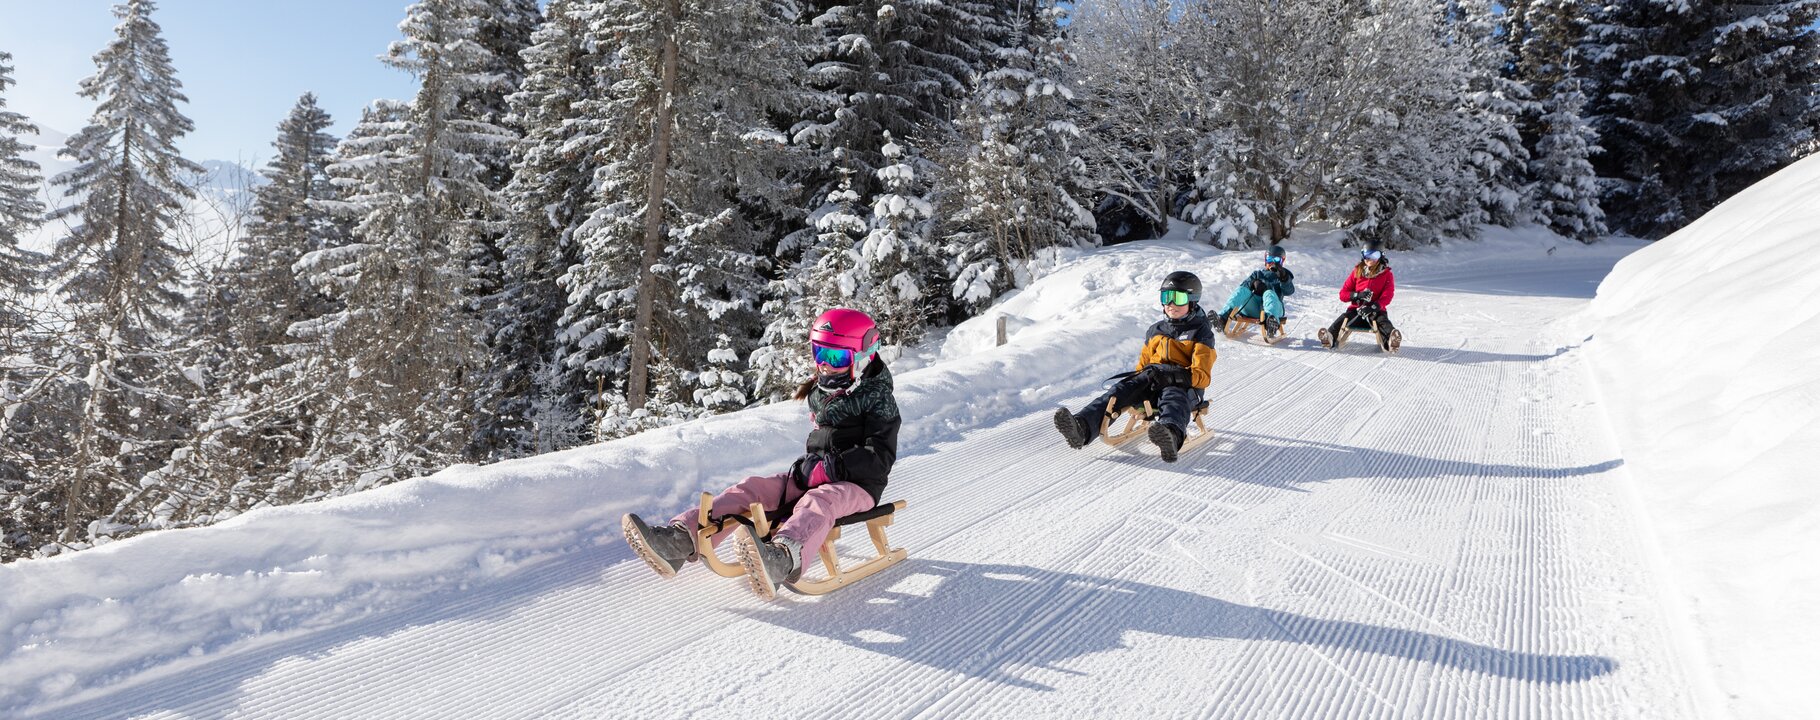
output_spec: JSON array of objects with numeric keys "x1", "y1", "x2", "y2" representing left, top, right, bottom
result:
[{"x1": 627, "y1": 0, "x2": 681, "y2": 411}]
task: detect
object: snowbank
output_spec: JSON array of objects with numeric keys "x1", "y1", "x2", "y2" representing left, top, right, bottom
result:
[
  {"x1": 1, "y1": 227, "x2": 1623, "y2": 713},
  {"x1": 1583, "y1": 154, "x2": 1820, "y2": 720}
]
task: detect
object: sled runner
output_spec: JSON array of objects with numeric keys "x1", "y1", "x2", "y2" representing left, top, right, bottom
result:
[
  {"x1": 693, "y1": 492, "x2": 908, "y2": 595},
  {"x1": 1222, "y1": 313, "x2": 1287, "y2": 344},
  {"x1": 1099, "y1": 398, "x2": 1216, "y2": 455}
]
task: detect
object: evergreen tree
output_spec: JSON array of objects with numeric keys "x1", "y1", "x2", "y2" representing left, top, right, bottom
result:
[
  {"x1": 1531, "y1": 73, "x2": 1607, "y2": 241},
  {"x1": 0, "y1": 51, "x2": 43, "y2": 291},
  {"x1": 136, "y1": 95, "x2": 345, "y2": 520},
  {"x1": 1584, "y1": 0, "x2": 1820, "y2": 237},
  {"x1": 476, "y1": 0, "x2": 602, "y2": 459},
  {"x1": 290, "y1": 0, "x2": 511, "y2": 492},
  {"x1": 0, "y1": 49, "x2": 51, "y2": 560},
  {"x1": 939, "y1": 2, "x2": 1094, "y2": 314},
  {"x1": 693, "y1": 334, "x2": 749, "y2": 414},
  {"x1": 750, "y1": 171, "x2": 865, "y2": 401},
  {"x1": 1447, "y1": 0, "x2": 1531, "y2": 228},
  {"x1": 38, "y1": 0, "x2": 203, "y2": 544},
  {"x1": 854, "y1": 132, "x2": 936, "y2": 344},
  {"x1": 793, "y1": 0, "x2": 985, "y2": 201},
  {"x1": 561, "y1": 0, "x2": 817, "y2": 431}
]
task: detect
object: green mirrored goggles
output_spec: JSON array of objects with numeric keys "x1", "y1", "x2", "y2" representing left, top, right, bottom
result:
[{"x1": 1160, "y1": 289, "x2": 1195, "y2": 306}]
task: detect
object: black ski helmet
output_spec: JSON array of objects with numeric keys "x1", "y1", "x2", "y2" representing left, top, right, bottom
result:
[
  {"x1": 1360, "y1": 240, "x2": 1384, "y2": 256},
  {"x1": 1266, "y1": 245, "x2": 1286, "y2": 263},
  {"x1": 1160, "y1": 270, "x2": 1202, "y2": 303}
]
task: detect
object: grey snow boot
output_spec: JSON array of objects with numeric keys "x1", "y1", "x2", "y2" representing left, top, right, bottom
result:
[
  {"x1": 622, "y1": 513, "x2": 696, "y2": 579},
  {"x1": 1148, "y1": 422, "x2": 1184, "y2": 463},
  {"x1": 734, "y1": 526, "x2": 802, "y2": 601},
  {"x1": 1054, "y1": 407, "x2": 1090, "y2": 449}
]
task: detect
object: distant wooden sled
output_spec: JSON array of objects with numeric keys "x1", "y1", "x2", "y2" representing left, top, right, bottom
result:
[
  {"x1": 694, "y1": 492, "x2": 908, "y2": 595},
  {"x1": 1325, "y1": 317, "x2": 1402, "y2": 353},
  {"x1": 1223, "y1": 313, "x2": 1287, "y2": 344},
  {"x1": 1099, "y1": 399, "x2": 1216, "y2": 456}
]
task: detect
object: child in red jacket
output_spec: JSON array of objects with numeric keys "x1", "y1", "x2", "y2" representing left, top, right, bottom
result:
[{"x1": 1320, "y1": 241, "x2": 1400, "y2": 351}]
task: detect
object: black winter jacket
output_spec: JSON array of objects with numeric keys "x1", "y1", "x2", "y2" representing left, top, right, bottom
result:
[{"x1": 795, "y1": 360, "x2": 901, "y2": 503}]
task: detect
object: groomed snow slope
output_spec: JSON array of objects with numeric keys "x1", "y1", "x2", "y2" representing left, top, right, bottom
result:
[
  {"x1": 1582, "y1": 153, "x2": 1820, "y2": 720},
  {"x1": 4, "y1": 230, "x2": 1715, "y2": 719}
]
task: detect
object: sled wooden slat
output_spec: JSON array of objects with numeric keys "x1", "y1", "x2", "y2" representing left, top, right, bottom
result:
[{"x1": 1224, "y1": 314, "x2": 1287, "y2": 344}]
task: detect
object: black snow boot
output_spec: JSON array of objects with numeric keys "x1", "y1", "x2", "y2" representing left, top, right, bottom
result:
[
  {"x1": 1375, "y1": 318, "x2": 1397, "y2": 352},
  {"x1": 1213, "y1": 309, "x2": 1231, "y2": 333},
  {"x1": 622, "y1": 513, "x2": 697, "y2": 579},
  {"x1": 1148, "y1": 422, "x2": 1185, "y2": 463},
  {"x1": 734, "y1": 525, "x2": 802, "y2": 601},
  {"x1": 1054, "y1": 407, "x2": 1090, "y2": 449},
  {"x1": 1262, "y1": 315, "x2": 1282, "y2": 339}
]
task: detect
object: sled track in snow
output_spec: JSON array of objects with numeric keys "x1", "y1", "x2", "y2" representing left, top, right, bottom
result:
[{"x1": 32, "y1": 255, "x2": 1701, "y2": 719}]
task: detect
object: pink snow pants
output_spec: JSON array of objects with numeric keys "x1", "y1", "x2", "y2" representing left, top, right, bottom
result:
[{"x1": 671, "y1": 471, "x2": 877, "y2": 574}]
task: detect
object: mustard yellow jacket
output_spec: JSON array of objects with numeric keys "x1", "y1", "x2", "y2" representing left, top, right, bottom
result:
[{"x1": 1136, "y1": 307, "x2": 1218, "y2": 389}]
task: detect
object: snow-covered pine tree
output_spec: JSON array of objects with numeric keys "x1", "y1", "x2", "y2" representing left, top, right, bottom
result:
[
  {"x1": 0, "y1": 51, "x2": 42, "y2": 297},
  {"x1": 1531, "y1": 72, "x2": 1607, "y2": 242},
  {"x1": 476, "y1": 0, "x2": 603, "y2": 459},
  {"x1": 1, "y1": 48, "x2": 45, "y2": 359},
  {"x1": 1583, "y1": 0, "x2": 1819, "y2": 238},
  {"x1": 793, "y1": 0, "x2": 985, "y2": 202},
  {"x1": 0, "y1": 50, "x2": 52, "y2": 560},
  {"x1": 853, "y1": 132, "x2": 936, "y2": 344},
  {"x1": 561, "y1": 0, "x2": 817, "y2": 432},
  {"x1": 1446, "y1": 0, "x2": 1531, "y2": 228},
  {"x1": 289, "y1": 0, "x2": 510, "y2": 493},
  {"x1": 36, "y1": 0, "x2": 204, "y2": 545},
  {"x1": 939, "y1": 2, "x2": 1093, "y2": 315},
  {"x1": 750, "y1": 171, "x2": 866, "y2": 401},
  {"x1": 134, "y1": 94, "x2": 346, "y2": 522},
  {"x1": 693, "y1": 334, "x2": 749, "y2": 414}
]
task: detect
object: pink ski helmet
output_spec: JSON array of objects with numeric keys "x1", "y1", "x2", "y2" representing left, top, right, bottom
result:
[{"x1": 810, "y1": 308, "x2": 881, "y2": 376}]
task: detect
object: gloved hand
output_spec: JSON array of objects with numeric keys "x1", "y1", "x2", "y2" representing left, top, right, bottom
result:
[
  {"x1": 1149, "y1": 364, "x2": 1192, "y2": 390},
  {"x1": 805, "y1": 426, "x2": 835, "y2": 451},
  {"x1": 1274, "y1": 267, "x2": 1291, "y2": 281},
  {"x1": 1249, "y1": 278, "x2": 1267, "y2": 294},
  {"x1": 807, "y1": 458, "x2": 835, "y2": 488}
]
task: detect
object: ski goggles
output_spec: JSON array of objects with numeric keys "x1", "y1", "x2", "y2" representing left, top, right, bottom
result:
[
  {"x1": 1160, "y1": 289, "x2": 1195, "y2": 306},
  {"x1": 1265, "y1": 255, "x2": 1284, "y2": 265},
  {"x1": 1362, "y1": 249, "x2": 1382, "y2": 261},
  {"x1": 812, "y1": 343, "x2": 855, "y2": 369}
]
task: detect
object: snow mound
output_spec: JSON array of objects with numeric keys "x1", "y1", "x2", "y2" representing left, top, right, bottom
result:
[{"x1": 1583, "y1": 153, "x2": 1820, "y2": 720}]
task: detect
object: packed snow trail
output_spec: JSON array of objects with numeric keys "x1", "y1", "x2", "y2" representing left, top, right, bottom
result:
[{"x1": 10, "y1": 240, "x2": 1704, "y2": 719}]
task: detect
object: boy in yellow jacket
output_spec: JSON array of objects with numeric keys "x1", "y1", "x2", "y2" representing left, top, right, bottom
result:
[{"x1": 1053, "y1": 271, "x2": 1217, "y2": 462}]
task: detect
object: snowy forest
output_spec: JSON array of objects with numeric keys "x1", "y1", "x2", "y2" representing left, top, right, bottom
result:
[{"x1": 1, "y1": 0, "x2": 1815, "y2": 562}]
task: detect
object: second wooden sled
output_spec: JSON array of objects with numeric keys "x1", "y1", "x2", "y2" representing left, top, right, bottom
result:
[
  {"x1": 693, "y1": 492, "x2": 908, "y2": 595},
  {"x1": 1222, "y1": 313, "x2": 1288, "y2": 344},
  {"x1": 1099, "y1": 399, "x2": 1217, "y2": 456},
  {"x1": 1324, "y1": 317, "x2": 1403, "y2": 353}
]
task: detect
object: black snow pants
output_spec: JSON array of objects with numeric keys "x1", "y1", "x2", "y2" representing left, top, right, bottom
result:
[{"x1": 1075, "y1": 373, "x2": 1202, "y2": 441}]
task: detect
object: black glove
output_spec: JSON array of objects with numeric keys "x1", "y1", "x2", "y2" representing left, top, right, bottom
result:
[
  {"x1": 804, "y1": 426, "x2": 835, "y2": 452},
  {"x1": 1249, "y1": 278, "x2": 1267, "y2": 293},
  {"x1": 1274, "y1": 267, "x2": 1291, "y2": 281},
  {"x1": 1148, "y1": 364, "x2": 1192, "y2": 390}
]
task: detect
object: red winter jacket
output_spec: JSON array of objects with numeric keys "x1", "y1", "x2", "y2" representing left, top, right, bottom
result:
[{"x1": 1339, "y1": 264, "x2": 1395, "y2": 308}]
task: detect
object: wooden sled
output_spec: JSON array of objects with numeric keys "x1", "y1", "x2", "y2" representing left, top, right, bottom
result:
[
  {"x1": 1325, "y1": 317, "x2": 1402, "y2": 353},
  {"x1": 1223, "y1": 313, "x2": 1288, "y2": 344},
  {"x1": 694, "y1": 492, "x2": 908, "y2": 596},
  {"x1": 1098, "y1": 399, "x2": 1217, "y2": 456}
]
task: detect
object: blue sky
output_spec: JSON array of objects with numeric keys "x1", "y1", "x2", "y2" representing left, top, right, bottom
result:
[{"x1": 0, "y1": 1, "x2": 430, "y2": 167}]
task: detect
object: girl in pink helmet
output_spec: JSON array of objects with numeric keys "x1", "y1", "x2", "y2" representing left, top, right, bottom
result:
[{"x1": 621, "y1": 308, "x2": 902, "y2": 600}]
